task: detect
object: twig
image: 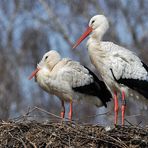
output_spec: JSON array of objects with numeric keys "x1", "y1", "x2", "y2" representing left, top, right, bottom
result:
[
  {"x1": 8, "y1": 132, "x2": 27, "y2": 148},
  {"x1": 137, "y1": 121, "x2": 142, "y2": 126},
  {"x1": 84, "y1": 111, "x2": 110, "y2": 118},
  {"x1": 9, "y1": 107, "x2": 38, "y2": 122},
  {"x1": 34, "y1": 106, "x2": 62, "y2": 119},
  {"x1": 38, "y1": 0, "x2": 73, "y2": 46},
  {"x1": 126, "y1": 114, "x2": 145, "y2": 118},
  {"x1": 25, "y1": 137, "x2": 37, "y2": 148},
  {"x1": 102, "y1": 134, "x2": 128, "y2": 148},
  {"x1": 124, "y1": 119, "x2": 133, "y2": 126}
]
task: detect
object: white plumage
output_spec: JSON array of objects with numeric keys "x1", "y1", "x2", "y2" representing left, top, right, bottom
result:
[
  {"x1": 88, "y1": 41, "x2": 147, "y2": 93},
  {"x1": 29, "y1": 50, "x2": 111, "y2": 120},
  {"x1": 73, "y1": 15, "x2": 148, "y2": 125}
]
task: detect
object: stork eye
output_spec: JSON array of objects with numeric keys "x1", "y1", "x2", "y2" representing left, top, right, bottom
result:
[
  {"x1": 91, "y1": 20, "x2": 95, "y2": 24},
  {"x1": 45, "y1": 56, "x2": 48, "y2": 60}
]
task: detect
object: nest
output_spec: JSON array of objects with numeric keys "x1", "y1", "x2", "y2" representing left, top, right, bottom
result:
[{"x1": 0, "y1": 120, "x2": 147, "y2": 148}]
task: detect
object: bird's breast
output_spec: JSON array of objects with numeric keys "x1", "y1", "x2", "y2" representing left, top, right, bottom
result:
[
  {"x1": 36, "y1": 69, "x2": 51, "y2": 92},
  {"x1": 88, "y1": 48, "x2": 124, "y2": 93},
  {"x1": 36, "y1": 69, "x2": 73, "y2": 100}
]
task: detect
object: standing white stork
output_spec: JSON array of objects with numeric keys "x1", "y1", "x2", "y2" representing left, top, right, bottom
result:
[
  {"x1": 73, "y1": 15, "x2": 148, "y2": 125},
  {"x1": 29, "y1": 50, "x2": 111, "y2": 120}
]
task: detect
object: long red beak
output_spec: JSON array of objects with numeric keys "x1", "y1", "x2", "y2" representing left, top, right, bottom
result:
[
  {"x1": 28, "y1": 68, "x2": 40, "y2": 80},
  {"x1": 73, "y1": 26, "x2": 92, "y2": 49}
]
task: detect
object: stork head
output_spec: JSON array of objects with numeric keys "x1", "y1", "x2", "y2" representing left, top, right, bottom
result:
[
  {"x1": 73, "y1": 15, "x2": 109, "y2": 49},
  {"x1": 39, "y1": 50, "x2": 61, "y2": 69},
  {"x1": 28, "y1": 50, "x2": 61, "y2": 80}
]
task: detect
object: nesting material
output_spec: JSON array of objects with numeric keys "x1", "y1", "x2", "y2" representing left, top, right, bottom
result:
[{"x1": 0, "y1": 120, "x2": 147, "y2": 147}]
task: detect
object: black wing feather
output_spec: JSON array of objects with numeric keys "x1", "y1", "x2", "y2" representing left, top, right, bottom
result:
[
  {"x1": 110, "y1": 68, "x2": 148, "y2": 99},
  {"x1": 142, "y1": 62, "x2": 148, "y2": 72},
  {"x1": 73, "y1": 67, "x2": 111, "y2": 107}
]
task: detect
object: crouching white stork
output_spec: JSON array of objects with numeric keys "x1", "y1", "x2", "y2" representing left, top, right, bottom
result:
[
  {"x1": 73, "y1": 15, "x2": 148, "y2": 125},
  {"x1": 29, "y1": 50, "x2": 111, "y2": 120}
]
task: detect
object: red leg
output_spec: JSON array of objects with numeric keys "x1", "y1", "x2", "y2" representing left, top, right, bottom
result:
[
  {"x1": 68, "y1": 101, "x2": 73, "y2": 120},
  {"x1": 121, "y1": 91, "x2": 126, "y2": 126},
  {"x1": 60, "y1": 100, "x2": 65, "y2": 118},
  {"x1": 114, "y1": 91, "x2": 118, "y2": 125}
]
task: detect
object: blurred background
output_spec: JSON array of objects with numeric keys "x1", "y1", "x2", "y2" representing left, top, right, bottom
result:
[{"x1": 0, "y1": 0, "x2": 147, "y2": 125}]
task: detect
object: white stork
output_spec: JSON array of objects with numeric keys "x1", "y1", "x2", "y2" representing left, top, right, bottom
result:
[
  {"x1": 29, "y1": 50, "x2": 111, "y2": 120},
  {"x1": 73, "y1": 15, "x2": 148, "y2": 125}
]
